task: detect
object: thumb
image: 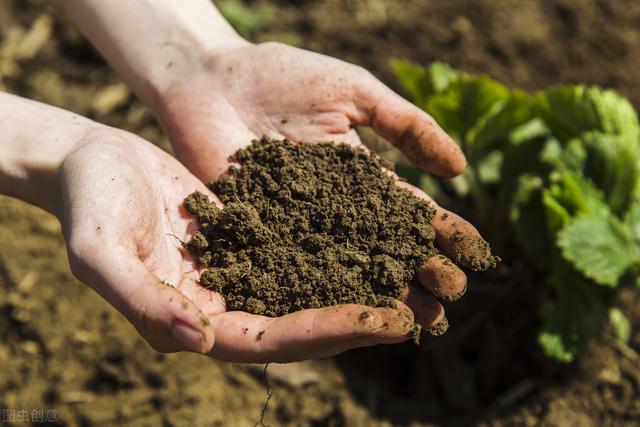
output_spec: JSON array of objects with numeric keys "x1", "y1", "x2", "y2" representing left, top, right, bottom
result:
[
  {"x1": 354, "y1": 72, "x2": 466, "y2": 177},
  {"x1": 69, "y1": 246, "x2": 215, "y2": 354}
]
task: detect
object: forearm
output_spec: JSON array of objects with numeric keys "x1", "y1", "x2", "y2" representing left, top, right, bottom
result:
[
  {"x1": 0, "y1": 92, "x2": 97, "y2": 216},
  {"x1": 63, "y1": 0, "x2": 247, "y2": 109}
]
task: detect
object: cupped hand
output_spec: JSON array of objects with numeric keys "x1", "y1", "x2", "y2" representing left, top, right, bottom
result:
[
  {"x1": 157, "y1": 42, "x2": 494, "y2": 331},
  {"x1": 60, "y1": 129, "x2": 415, "y2": 362}
]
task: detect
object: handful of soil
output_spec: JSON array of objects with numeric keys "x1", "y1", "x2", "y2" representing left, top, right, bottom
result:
[{"x1": 183, "y1": 138, "x2": 487, "y2": 318}]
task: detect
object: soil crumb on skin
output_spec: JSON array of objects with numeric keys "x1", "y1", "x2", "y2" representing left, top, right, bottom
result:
[
  {"x1": 449, "y1": 231, "x2": 501, "y2": 271},
  {"x1": 425, "y1": 316, "x2": 449, "y2": 337},
  {"x1": 408, "y1": 323, "x2": 423, "y2": 345},
  {"x1": 183, "y1": 138, "x2": 495, "y2": 318}
]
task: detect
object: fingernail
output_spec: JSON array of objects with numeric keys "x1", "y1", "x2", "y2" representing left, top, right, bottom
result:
[{"x1": 170, "y1": 320, "x2": 205, "y2": 353}]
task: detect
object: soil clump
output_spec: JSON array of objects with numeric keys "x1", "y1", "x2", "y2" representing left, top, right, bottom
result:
[{"x1": 183, "y1": 138, "x2": 471, "y2": 317}]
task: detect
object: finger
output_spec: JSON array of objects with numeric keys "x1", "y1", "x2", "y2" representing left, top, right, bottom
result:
[
  {"x1": 69, "y1": 246, "x2": 215, "y2": 354},
  {"x1": 395, "y1": 181, "x2": 499, "y2": 271},
  {"x1": 417, "y1": 254, "x2": 468, "y2": 302},
  {"x1": 433, "y1": 208, "x2": 500, "y2": 271},
  {"x1": 398, "y1": 285, "x2": 448, "y2": 336},
  {"x1": 206, "y1": 303, "x2": 414, "y2": 363},
  {"x1": 353, "y1": 72, "x2": 466, "y2": 177}
]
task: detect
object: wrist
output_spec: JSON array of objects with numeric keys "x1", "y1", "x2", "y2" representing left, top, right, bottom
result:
[
  {"x1": 65, "y1": 0, "x2": 250, "y2": 114},
  {"x1": 147, "y1": 35, "x2": 251, "y2": 117},
  {"x1": 0, "y1": 93, "x2": 103, "y2": 216}
]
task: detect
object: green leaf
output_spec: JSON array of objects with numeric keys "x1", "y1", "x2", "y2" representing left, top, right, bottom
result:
[
  {"x1": 544, "y1": 131, "x2": 639, "y2": 216},
  {"x1": 543, "y1": 190, "x2": 572, "y2": 232},
  {"x1": 539, "y1": 270, "x2": 608, "y2": 363},
  {"x1": 499, "y1": 136, "x2": 548, "y2": 203},
  {"x1": 217, "y1": 0, "x2": 272, "y2": 39},
  {"x1": 537, "y1": 100, "x2": 639, "y2": 215},
  {"x1": 543, "y1": 138, "x2": 587, "y2": 172},
  {"x1": 539, "y1": 330, "x2": 575, "y2": 363},
  {"x1": 624, "y1": 199, "x2": 640, "y2": 242},
  {"x1": 477, "y1": 150, "x2": 503, "y2": 184},
  {"x1": 392, "y1": 60, "x2": 459, "y2": 108},
  {"x1": 543, "y1": 171, "x2": 609, "y2": 220},
  {"x1": 448, "y1": 173, "x2": 470, "y2": 197},
  {"x1": 424, "y1": 76, "x2": 510, "y2": 147},
  {"x1": 609, "y1": 307, "x2": 631, "y2": 344},
  {"x1": 469, "y1": 90, "x2": 535, "y2": 150},
  {"x1": 510, "y1": 174, "x2": 552, "y2": 267},
  {"x1": 428, "y1": 62, "x2": 460, "y2": 94},
  {"x1": 510, "y1": 118, "x2": 550, "y2": 145},
  {"x1": 557, "y1": 215, "x2": 639, "y2": 286},
  {"x1": 537, "y1": 85, "x2": 640, "y2": 143},
  {"x1": 580, "y1": 132, "x2": 639, "y2": 215}
]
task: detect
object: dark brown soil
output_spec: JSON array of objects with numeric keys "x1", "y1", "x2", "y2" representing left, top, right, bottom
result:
[{"x1": 183, "y1": 139, "x2": 461, "y2": 317}]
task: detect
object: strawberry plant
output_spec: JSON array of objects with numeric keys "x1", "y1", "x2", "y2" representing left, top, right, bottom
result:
[{"x1": 394, "y1": 61, "x2": 640, "y2": 362}]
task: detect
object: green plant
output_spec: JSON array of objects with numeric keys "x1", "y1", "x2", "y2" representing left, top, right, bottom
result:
[
  {"x1": 217, "y1": 0, "x2": 273, "y2": 39},
  {"x1": 393, "y1": 61, "x2": 640, "y2": 362},
  {"x1": 216, "y1": 0, "x2": 301, "y2": 46}
]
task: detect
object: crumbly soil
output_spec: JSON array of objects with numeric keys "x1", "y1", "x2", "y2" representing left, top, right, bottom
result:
[
  {"x1": 2, "y1": 1, "x2": 640, "y2": 426},
  {"x1": 184, "y1": 139, "x2": 448, "y2": 317}
]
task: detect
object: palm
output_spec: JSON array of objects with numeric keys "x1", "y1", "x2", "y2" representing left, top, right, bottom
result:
[
  {"x1": 60, "y1": 132, "x2": 414, "y2": 362},
  {"x1": 120, "y1": 138, "x2": 228, "y2": 315}
]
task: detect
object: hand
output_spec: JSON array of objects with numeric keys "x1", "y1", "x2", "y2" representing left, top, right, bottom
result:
[
  {"x1": 59, "y1": 128, "x2": 415, "y2": 362},
  {"x1": 62, "y1": 1, "x2": 494, "y2": 335},
  {"x1": 159, "y1": 42, "x2": 466, "y2": 181},
  {"x1": 156, "y1": 42, "x2": 495, "y2": 330}
]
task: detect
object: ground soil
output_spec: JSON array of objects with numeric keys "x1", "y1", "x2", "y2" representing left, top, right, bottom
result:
[{"x1": 1, "y1": 1, "x2": 640, "y2": 426}]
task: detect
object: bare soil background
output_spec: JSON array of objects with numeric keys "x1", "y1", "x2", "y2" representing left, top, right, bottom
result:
[{"x1": 1, "y1": 1, "x2": 639, "y2": 426}]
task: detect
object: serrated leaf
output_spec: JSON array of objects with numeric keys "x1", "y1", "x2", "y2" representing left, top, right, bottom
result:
[
  {"x1": 609, "y1": 307, "x2": 631, "y2": 344},
  {"x1": 537, "y1": 85, "x2": 640, "y2": 143},
  {"x1": 537, "y1": 87, "x2": 640, "y2": 217},
  {"x1": 543, "y1": 171, "x2": 610, "y2": 220},
  {"x1": 580, "y1": 132, "x2": 639, "y2": 215},
  {"x1": 424, "y1": 76, "x2": 510, "y2": 146},
  {"x1": 541, "y1": 171, "x2": 607, "y2": 233},
  {"x1": 539, "y1": 270, "x2": 608, "y2": 363},
  {"x1": 392, "y1": 60, "x2": 459, "y2": 108},
  {"x1": 557, "y1": 215, "x2": 639, "y2": 286},
  {"x1": 469, "y1": 90, "x2": 535, "y2": 151}
]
